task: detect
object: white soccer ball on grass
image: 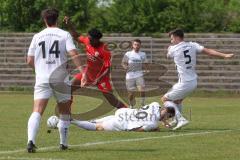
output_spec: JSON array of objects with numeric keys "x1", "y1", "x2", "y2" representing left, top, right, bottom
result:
[{"x1": 47, "y1": 116, "x2": 59, "y2": 129}]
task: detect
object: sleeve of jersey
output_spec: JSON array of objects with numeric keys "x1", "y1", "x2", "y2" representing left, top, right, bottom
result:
[
  {"x1": 66, "y1": 33, "x2": 76, "y2": 52},
  {"x1": 122, "y1": 53, "x2": 128, "y2": 63},
  {"x1": 167, "y1": 46, "x2": 174, "y2": 58},
  {"x1": 78, "y1": 35, "x2": 88, "y2": 44},
  {"x1": 27, "y1": 35, "x2": 37, "y2": 56},
  {"x1": 142, "y1": 124, "x2": 158, "y2": 131},
  {"x1": 192, "y1": 42, "x2": 204, "y2": 53}
]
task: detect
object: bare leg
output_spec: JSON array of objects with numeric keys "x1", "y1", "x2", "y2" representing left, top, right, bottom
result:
[
  {"x1": 27, "y1": 99, "x2": 49, "y2": 152},
  {"x1": 162, "y1": 97, "x2": 188, "y2": 130},
  {"x1": 128, "y1": 91, "x2": 136, "y2": 108},
  {"x1": 138, "y1": 85, "x2": 145, "y2": 106},
  {"x1": 102, "y1": 92, "x2": 127, "y2": 108},
  {"x1": 57, "y1": 100, "x2": 72, "y2": 148}
]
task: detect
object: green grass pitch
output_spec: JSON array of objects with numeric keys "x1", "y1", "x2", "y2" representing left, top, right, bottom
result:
[{"x1": 0, "y1": 93, "x2": 240, "y2": 160}]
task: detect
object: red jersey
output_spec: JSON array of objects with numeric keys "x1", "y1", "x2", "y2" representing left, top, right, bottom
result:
[{"x1": 78, "y1": 36, "x2": 111, "y2": 81}]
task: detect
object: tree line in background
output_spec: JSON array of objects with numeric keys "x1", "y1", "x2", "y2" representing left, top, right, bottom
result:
[{"x1": 1, "y1": 0, "x2": 240, "y2": 34}]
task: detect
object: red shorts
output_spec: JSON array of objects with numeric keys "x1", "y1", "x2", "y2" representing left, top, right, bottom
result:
[{"x1": 74, "y1": 73, "x2": 112, "y2": 93}]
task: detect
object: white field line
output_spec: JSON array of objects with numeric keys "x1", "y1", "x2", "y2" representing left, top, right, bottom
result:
[
  {"x1": 0, "y1": 156, "x2": 65, "y2": 160},
  {"x1": 0, "y1": 129, "x2": 238, "y2": 155}
]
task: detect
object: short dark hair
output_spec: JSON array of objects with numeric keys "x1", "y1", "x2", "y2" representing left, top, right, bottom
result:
[
  {"x1": 169, "y1": 28, "x2": 184, "y2": 39},
  {"x1": 133, "y1": 39, "x2": 141, "y2": 44},
  {"x1": 41, "y1": 8, "x2": 59, "y2": 27},
  {"x1": 166, "y1": 107, "x2": 175, "y2": 118},
  {"x1": 88, "y1": 28, "x2": 103, "y2": 39}
]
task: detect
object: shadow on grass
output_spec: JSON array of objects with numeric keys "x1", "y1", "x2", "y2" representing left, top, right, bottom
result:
[
  {"x1": 170, "y1": 127, "x2": 240, "y2": 133},
  {"x1": 40, "y1": 148, "x2": 157, "y2": 154}
]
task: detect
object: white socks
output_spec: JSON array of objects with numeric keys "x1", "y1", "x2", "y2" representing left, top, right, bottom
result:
[
  {"x1": 71, "y1": 120, "x2": 96, "y2": 131},
  {"x1": 28, "y1": 112, "x2": 41, "y2": 144},
  {"x1": 57, "y1": 114, "x2": 70, "y2": 146},
  {"x1": 164, "y1": 101, "x2": 185, "y2": 121},
  {"x1": 28, "y1": 112, "x2": 71, "y2": 146},
  {"x1": 177, "y1": 104, "x2": 182, "y2": 113}
]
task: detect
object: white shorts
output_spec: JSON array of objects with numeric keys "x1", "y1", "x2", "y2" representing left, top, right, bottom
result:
[
  {"x1": 34, "y1": 83, "x2": 71, "y2": 103},
  {"x1": 100, "y1": 108, "x2": 131, "y2": 131},
  {"x1": 101, "y1": 116, "x2": 122, "y2": 131},
  {"x1": 126, "y1": 76, "x2": 145, "y2": 91},
  {"x1": 164, "y1": 80, "x2": 197, "y2": 101}
]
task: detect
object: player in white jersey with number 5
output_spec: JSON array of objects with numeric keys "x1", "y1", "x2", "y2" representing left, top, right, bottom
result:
[
  {"x1": 69, "y1": 102, "x2": 175, "y2": 132},
  {"x1": 26, "y1": 8, "x2": 82, "y2": 152},
  {"x1": 161, "y1": 29, "x2": 234, "y2": 130}
]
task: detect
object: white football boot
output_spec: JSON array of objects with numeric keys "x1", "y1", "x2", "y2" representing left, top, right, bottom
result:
[
  {"x1": 169, "y1": 118, "x2": 177, "y2": 127},
  {"x1": 172, "y1": 118, "x2": 189, "y2": 130}
]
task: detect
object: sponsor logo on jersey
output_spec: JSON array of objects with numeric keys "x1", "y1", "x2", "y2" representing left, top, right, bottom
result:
[
  {"x1": 100, "y1": 82, "x2": 106, "y2": 89},
  {"x1": 46, "y1": 60, "x2": 56, "y2": 64},
  {"x1": 87, "y1": 54, "x2": 97, "y2": 62},
  {"x1": 95, "y1": 51, "x2": 99, "y2": 57}
]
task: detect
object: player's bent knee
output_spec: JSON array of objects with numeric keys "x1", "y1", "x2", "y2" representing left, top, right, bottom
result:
[
  {"x1": 71, "y1": 77, "x2": 81, "y2": 90},
  {"x1": 161, "y1": 96, "x2": 168, "y2": 103},
  {"x1": 57, "y1": 100, "x2": 71, "y2": 114},
  {"x1": 59, "y1": 114, "x2": 71, "y2": 121},
  {"x1": 33, "y1": 99, "x2": 49, "y2": 115},
  {"x1": 96, "y1": 123, "x2": 104, "y2": 131},
  {"x1": 128, "y1": 91, "x2": 135, "y2": 96},
  {"x1": 32, "y1": 107, "x2": 44, "y2": 115},
  {"x1": 174, "y1": 99, "x2": 183, "y2": 104}
]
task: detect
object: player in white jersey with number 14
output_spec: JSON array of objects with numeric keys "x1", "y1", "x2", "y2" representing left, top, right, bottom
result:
[
  {"x1": 26, "y1": 8, "x2": 82, "y2": 153},
  {"x1": 161, "y1": 29, "x2": 234, "y2": 130}
]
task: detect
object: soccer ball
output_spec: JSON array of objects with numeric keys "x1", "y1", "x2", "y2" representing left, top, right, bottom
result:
[{"x1": 47, "y1": 116, "x2": 59, "y2": 129}]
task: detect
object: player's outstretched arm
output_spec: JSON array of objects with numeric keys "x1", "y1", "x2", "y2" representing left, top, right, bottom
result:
[
  {"x1": 26, "y1": 56, "x2": 35, "y2": 69},
  {"x1": 68, "y1": 49, "x2": 87, "y2": 87},
  {"x1": 130, "y1": 125, "x2": 160, "y2": 132},
  {"x1": 130, "y1": 127, "x2": 145, "y2": 132},
  {"x1": 63, "y1": 16, "x2": 80, "y2": 41},
  {"x1": 202, "y1": 48, "x2": 234, "y2": 58},
  {"x1": 121, "y1": 61, "x2": 128, "y2": 70},
  {"x1": 121, "y1": 55, "x2": 128, "y2": 70},
  {"x1": 143, "y1": 63, "x2": 150, "y2": 73},
  {"x1": 132, "y1": 127, "x2": 160, "y2": 132},
  {"x1": 162, "y1": 120, "x2": 172, "y2": 129},
  {"x1": 68, "y1": 49, "x2": 83, "y2": 71}
]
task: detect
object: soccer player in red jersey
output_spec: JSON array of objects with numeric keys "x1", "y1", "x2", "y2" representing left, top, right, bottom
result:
[{"x1": 63, "y1": 16, "x2": 127, "y2": 109}]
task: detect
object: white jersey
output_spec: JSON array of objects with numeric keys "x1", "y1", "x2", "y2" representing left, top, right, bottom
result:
[
  {"x1": 122, "y1": 50, "x2": 147, "y2": 79},
  {"x1": 114, "y1": 102, "x2": 161, "y2": 131},
  {"x1": 167, "y1": 41, "x2": 204, "y2": 82},
  {"x1": 28, "y1": 27, "x2": 76, "y2": 85}
]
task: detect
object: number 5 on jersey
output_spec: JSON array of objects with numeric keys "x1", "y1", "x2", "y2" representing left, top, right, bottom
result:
[
  {"x1": 39, "y1": 40, "x2": 60, "y2": 58},
  {"x1": 183, "y1": 50, "x2": 191, "y2": 64}
]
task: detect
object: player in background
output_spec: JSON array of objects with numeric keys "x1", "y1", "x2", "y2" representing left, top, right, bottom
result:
[
  {"x1": 122, "y1": 39, "x2": 148, "y2": 108},
  {"x1": 26, "y1": 8, "x2": 82, "y2": 152},
  {"x1": 63, "y1": 16, "x2": 127, "y2": 109},
  {"x1": 70, "y1": 102, "x2": 174, "y2": 132},
  {"x1": 161, "y1": 28, "x2": 234, "y2": 130}
]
